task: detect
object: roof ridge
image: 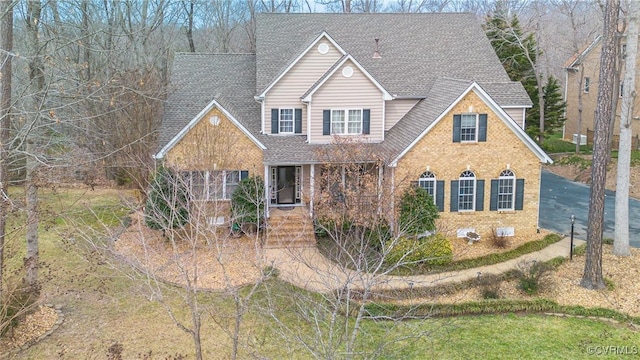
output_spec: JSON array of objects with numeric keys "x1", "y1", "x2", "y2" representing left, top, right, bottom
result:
[{"x1": 175, "y1": 52, "x2": 255, "y2": 56}]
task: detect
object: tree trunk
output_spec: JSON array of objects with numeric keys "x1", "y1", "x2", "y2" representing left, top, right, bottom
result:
[
  {"x1": 536, "y1": 21, "x2": 545, "y2": 144},
  {"x1": 24, "y1": 0, "x2": 44, "y2": 292},
  {"x1": 581, "y1": 0, "x2": 620, "y2": 290},
  {"x1": 576, "y1": 65, "x2": 584, "y2": 154},
  {"x1": 614, "y1": 0, "x2": 638, "y2": 257},
  {"x1": 0, "y1": 1, "x2": 14, "y2": 300}
]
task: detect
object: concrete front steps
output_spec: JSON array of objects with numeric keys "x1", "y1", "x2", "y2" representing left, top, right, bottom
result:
[{"x1": 265, "y1": 207, "x2": 316, "y2": 248}]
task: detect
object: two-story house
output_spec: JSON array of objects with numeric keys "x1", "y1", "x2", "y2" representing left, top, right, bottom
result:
[
  {"x1": 564, "y1": 35, "x2": 640, "y2": 147},
  {"x1": 154, "y1": 13, "x2": 552, "y2": 246}
]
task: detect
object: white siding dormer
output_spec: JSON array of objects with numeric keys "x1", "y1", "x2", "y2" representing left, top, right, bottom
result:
[{"x1": 309, "y1": 60, "x2": 385, "y2": 144}]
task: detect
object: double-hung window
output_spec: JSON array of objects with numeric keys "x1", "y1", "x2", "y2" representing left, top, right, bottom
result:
[
  {"x1": 183, "y1": 170, "x2": 246, "y2": 200},
  {"x1": 460, "y1": 114, "x2": 478, "y2": 142},
  {"x1": 331, "y1": 109, "x2": 362, "y2": 135},
  {"x1": 458, "y1": 170, "x2": 476, "y2": 211},
  {"x1": 279, "y1": 108, "x2": 294, "y2": 134},
  {"x1": 497, "y1": 170, "x2": 515, "y2": 210}
]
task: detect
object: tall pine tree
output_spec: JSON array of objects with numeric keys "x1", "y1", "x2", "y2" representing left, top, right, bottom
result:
[
  {"x1": 526, "y1": 76, "x2": 566, "y2": 138},
  {"x1": 485, "y1": 5, "x2": 565, "y2": 141}
]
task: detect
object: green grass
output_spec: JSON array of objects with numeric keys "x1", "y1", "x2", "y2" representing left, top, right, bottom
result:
[
  {"x1": 424, "y1": 314, "x2": 639, "y2": 359},
  {"x1": 542, "y1": 132, "x2": 592, "y2": 154},
  {"x1": 3, "y1": 188, "x2": 639, "y2": 359},
  {"x1": 611, "y1": 149, "x2": 640, "y2": 165}
]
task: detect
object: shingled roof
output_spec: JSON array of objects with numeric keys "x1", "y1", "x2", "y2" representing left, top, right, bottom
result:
[
  {"x1": 157, "y1": 53, "x2": 264, "y2": 155},
  {"x1": 256, "y1": 13, "x2": 521, "y2": 99},
  {"x1": 157, "y1": 13, "x2": 535, "y2": 163}
]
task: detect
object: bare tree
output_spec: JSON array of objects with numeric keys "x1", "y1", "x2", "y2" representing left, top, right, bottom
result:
[
  {"x1": 581, "y1": 0, "x2": 620, "y2": 290},
  {"x1": 182, "y1": 0, "x2": 196, "y2": 52},
  {"x1": 613, "y1": 0, "x2": 637, "y2": 257},
  {"x1": 0, "y1": 0, "x2": 14, "y2": 301},
  {"x1": 23, "y1": 0, "x2": 45, "y2": 293},
  {"x1": 263, "y1": 138, "x2": 445, "y2": 359}
]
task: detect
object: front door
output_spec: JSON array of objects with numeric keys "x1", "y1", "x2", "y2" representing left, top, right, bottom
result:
[{"x1": 277, "y1": 166, "x2": 296, "y2": 204}]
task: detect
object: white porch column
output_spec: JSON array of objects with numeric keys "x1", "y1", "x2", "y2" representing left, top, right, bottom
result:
[
  {"x1": 264, "y1": 165, "x2": 270, "y2": 218},
  {"x1": 310, "y1": 164, "x2": 315, "y2": 216}
]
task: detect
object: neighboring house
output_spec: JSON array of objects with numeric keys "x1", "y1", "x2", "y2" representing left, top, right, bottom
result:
[
  {"x1": 155, "y1": 13, "x2": 552, "y2": 245},
  {"x1": 564, "y1": 35, "x2": 640, "y2": 146}
]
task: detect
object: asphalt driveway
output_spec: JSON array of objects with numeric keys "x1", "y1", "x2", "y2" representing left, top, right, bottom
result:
[{"x1": 539, "y1": 169, "x2": 640, "y2": 248}]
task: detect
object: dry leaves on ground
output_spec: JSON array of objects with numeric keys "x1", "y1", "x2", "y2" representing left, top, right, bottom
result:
[{"x1": 114, "y1": 211, "x2": 264, "y2": 290}]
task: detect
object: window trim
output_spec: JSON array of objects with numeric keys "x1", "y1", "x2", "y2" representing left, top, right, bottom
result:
[
  {"x1": 583, "y1": 77, "x2": 590, "y2": 93},
  {"x1": 460, "y1": 113, "x2": 479, "y2": 143},
  {"x1": 458, "y1": 170, "x2": 476, "y2": 212},
  {"x1": 184, "y1": 170, "x2": 245, "y2": 201},
  {"x1": 497, "y1": 169, "x2": 516, "y2": 211},
  {"x1": 330, "y1": 108, "x2": 363, "y2": 135},
  {"x1": 418, "y1": 171, "x2": 436, "y2": 201},
  {"x1": 279, "y1": 108, "x2": 295, "y2": 134}
]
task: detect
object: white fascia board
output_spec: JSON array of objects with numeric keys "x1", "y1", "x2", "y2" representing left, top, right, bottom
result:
[
  {"x1": 501, "y1": 105, "x2": 533, "y2": 109},
  {"x1": 258, "y1": 32, "x2": 346, "y2": 99},
  {"x1": 154, "y1": 99, "x2": 266, "y2": 159},
  {"x1": 390, "y1": 82, "x2": 552, "y2": 166},
  {"x1": 301, "y1": 54, "x2": 392, "y2": 102},
  {"x1": 566, "y1": 35, "x2": 602, "y2": 69}
]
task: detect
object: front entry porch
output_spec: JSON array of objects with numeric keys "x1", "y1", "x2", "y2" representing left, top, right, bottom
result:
[{"x1": 269, "y1": 165, "x2": 302, "y2": 206}]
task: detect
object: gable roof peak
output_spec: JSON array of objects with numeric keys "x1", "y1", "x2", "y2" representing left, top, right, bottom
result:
[{"x1": 257, "y1": 31, "x2": 346, "y2": 98}]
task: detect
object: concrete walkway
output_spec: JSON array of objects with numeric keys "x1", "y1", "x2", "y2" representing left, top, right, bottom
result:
[{"x1": 264, "y1": 237, "x2": 585, "y2": 294}]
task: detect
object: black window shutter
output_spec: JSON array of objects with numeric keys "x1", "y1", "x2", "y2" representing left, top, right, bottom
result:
[
  {"x1": 323, "y1": 110, "x2": 331, "y2": 135},
  {"x1": 363, "y1": 109, "x2": 370, "y2": 134},
  {"x1": 515, "y1": 179, "x2": 525, "y2": 210},
  {"x1": 294, "y1": 108, "x2": 302, "y2": 134},
  {"x1": 490, "y1": 179, "x2": 499, "y2": 211},
  {"x1": 271, "y1": 109, "x2": 279, "y2": 134},
  {"x1": 436, "y1": 180, "x2": 445, "y2": 212},
  {"x1": 450, "y1": 180, "x2": 459, "y2": 212},
  {"x1": 240, "y1": 170, "x2": 249, "y2": 180},
  {"x1": 453, "y1": 114, "x2": 461, "y2": 142},
  {"x1": 475, "y1": 179, "x2": 485, "y2": 211},
  {"x1": 479, "y1": 114, "x2": 488, "y2": 142}
]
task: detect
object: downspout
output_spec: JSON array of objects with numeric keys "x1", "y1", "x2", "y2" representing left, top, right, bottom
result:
[
  {"x1": 310, "y1": 164, "x2": 315, "y2": 216},
  {"x1": 264, "y1": 165, "x2": 270, "y2": 218}
]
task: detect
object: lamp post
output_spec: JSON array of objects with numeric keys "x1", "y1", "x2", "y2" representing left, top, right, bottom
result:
[{"x1": 570, "y1": 215, "x2": 575, "y2": 261}]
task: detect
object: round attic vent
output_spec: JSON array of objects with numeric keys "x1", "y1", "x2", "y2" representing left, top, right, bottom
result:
[
  {"x1": 342, "y1": 66, "x2": 354, "y2": 78},
  {"x1": 318, "y1": 43, "x2": 329, "y2": 54},
  {"x1": 209, "y1": 115, "x2": 220, "y2": 126}
]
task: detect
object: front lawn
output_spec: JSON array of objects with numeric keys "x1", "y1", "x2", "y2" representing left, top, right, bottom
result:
[{"x1": 3, "y1": 187, "x2": 639, "y2": 359}]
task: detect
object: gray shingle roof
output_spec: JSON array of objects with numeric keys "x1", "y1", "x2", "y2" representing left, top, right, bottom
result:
[
  {"x1": 159, "y1": 14, "x2": 534, "y2": 164},
  {"x1": 256, "y1": 13, "x2": 519, "y2": 99},
  {"x1": 157, "y1": 53, "x2": 262, "y2": 154},
  {"x1": 383, "y1": 78, "x2": 473, "y2": 161},
  {"x1": 479, "y1": 81, "x2": 533, "y2": 107}
]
